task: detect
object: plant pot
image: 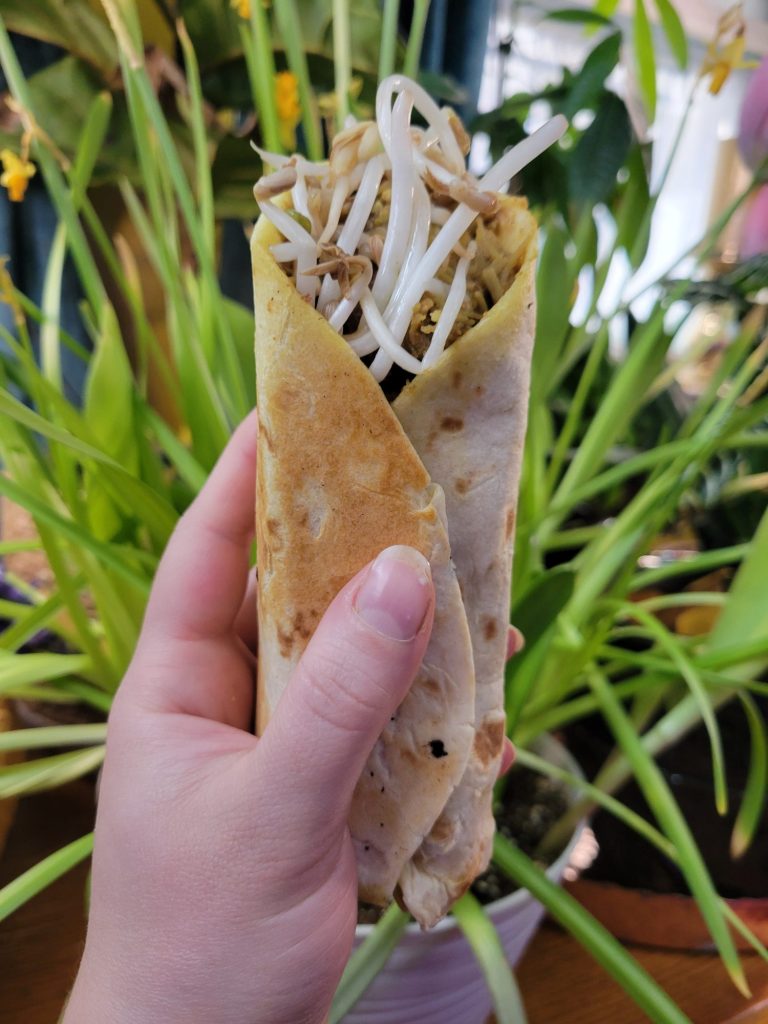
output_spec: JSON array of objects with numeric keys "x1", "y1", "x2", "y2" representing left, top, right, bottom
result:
[
  {"x1": 565, "y1": 700, "x2": 768, "y2": 951},
  {"x1": 0, "y1": 700, "x2": 19, "y2": 859},
  {"x1": 344, "y1": 735, "x2": 586, "y2": 1024}
]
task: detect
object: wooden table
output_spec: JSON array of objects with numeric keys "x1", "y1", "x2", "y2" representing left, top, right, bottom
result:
[{"x1": 2, "y1": 783, "x2": 768, "y2": 1023}]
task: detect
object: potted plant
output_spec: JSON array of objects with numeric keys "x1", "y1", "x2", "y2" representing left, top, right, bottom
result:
[{"x1": 0, "y1": 3, "x2": 766, "y2": 1023}]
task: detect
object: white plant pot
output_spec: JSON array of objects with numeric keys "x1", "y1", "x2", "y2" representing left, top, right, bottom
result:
[{"x1": 344, "y1": 734, "x2": 585, "y2": 1024}]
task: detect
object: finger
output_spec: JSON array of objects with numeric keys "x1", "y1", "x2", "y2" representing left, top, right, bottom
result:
[
  {"x1": 234, "y1": 565, "x2": 259, "y2": 654},
  {"x1": 142, "y1": 410, "x2": 258, "y2": 645},
  {"x1": 507, "y1": 625, "x2": 524, "y2": 660},
  {"x1": 257, "y1": 546, "x2": 434, "y2": 832},
  {"x1": 499, "y1": 737, "x2": 515, "y2": 777}
]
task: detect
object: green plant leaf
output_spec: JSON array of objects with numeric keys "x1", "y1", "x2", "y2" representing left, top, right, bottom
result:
[
  {"x1": 0, "y1": 833, "x2": 94, "y2": 924},
  {"x1": 493, "y1": 836, "x2": 692, "y2": 1023},
  {"x1": 731, "y1": 694, "x2": 768, "y2": 859},
  {"x1": 568, "y1": 91, "x2": 632, "y2": 203},
  {"x1": 633, "y1": 0, "x2": 656, "y2": 122},
  {"x1": 506, "y1": 569, "x2": 575, "y2": 734},
  {"x1": 615, "y1": 144, "x2": 652, "y2": 266},
  {"x1": 0, "y1": 1, "x2": 116, "y2": 74},
  {"x1": 654, "y1": 0, "x2": 688, "y2": 69},
  {"x1": 453, "y1": 892, "x2": 528, "y2": 1024},
  {"x1": 0, "y1": 653, "x2": 92, "y2": 694},
  {"x1": 561, "y1": 32, "x2": 622, "y2": 119},
  {"x1": 595, "y1": 0, "x2": 621, "y2": 15},
  {"x1": 587, "y1": 668, "x2": 748, "y2": 995},
  {"x1": 329, "y1": 903, "x2": 410, "y2": 1022},
  {"x1": 545, "y1": 9, "x2": 615, "y2": 26},
  {"x1": 0, "y1": 746, "x2": 105, "y2": 799},
  {"x1": 0, "y1": 724, "x2": 107, "y2": 752}
]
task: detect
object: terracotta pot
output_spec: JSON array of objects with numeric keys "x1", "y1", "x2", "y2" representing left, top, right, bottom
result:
[
  {"x1": 0, "y1": 701, "x2": 19, "y2": 859},
  {"x1": 566, "y1": 878, "x2": 768, "y2": 953},
  {"x1": 343, "y1": 735, "x2": 586, "y2": 1024}
]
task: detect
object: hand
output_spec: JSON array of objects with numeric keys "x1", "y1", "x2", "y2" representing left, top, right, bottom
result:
[{"x1": 64, "y1": 410, "x2": 518, "y2": 1024}]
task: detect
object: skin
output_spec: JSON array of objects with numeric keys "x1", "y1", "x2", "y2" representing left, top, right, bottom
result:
[{"x1": 64, "y1": 410, "x2": 518, "y2": 1024}]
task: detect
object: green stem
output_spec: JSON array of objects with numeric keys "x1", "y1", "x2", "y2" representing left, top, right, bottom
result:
[
  {"x1": 240, "y1": 15, "x2": 282, "y2": 154},
  {"x1": 379, "y1": 0, "x2": 400, "y2": 81},
  {"x1": 404, "y1": 0, "x2": 431, "y2": 78},
  {"x1": 333, "y1": 0, "x2": 351, "y2": 129},
  {"x1": 273, "y1": 0, "x2": 324, "y2": 160}
]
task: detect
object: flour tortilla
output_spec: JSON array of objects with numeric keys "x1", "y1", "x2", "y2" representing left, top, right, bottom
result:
[
  {"x1": 393, "y1": 196, "x2": 537, "y2": 926},
  {"x1": 251, "y1": 224, "x2": 476, "y2": 906},
  {"x1": 251, "y1": 194, "x2": 536, "y2": 927}
]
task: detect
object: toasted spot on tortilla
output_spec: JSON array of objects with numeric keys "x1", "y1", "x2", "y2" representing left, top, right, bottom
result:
[
  {"x1": 455, "y1": 477, "x2": 471, "y2": 494},
  {"x1": 440, "y1": 415, "x2": 464, "y2": 432},
  {"x1": 473, "y1": 718, "x2": 505, "y2": 766},
  {"x1": 452, "y1": 370, "x2": 463, "y2": 390},
  {"x1": 505, "y1": 505, "x2": 516, "y2": 540},
  {"x1": 483, "y1": 617, "x2": 497, "y2": 641}
]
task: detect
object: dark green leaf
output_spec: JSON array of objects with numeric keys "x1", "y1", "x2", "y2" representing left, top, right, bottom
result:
[
  {"x1": 654, "y1": 0, "x2": 688, "y2": 69},
  {"x1": 561, "y1": 32, "x2": 622, "y2": 118},
  {"x1": 545, "y1": 10, "x2": 614, "y2": 26},
  {"x1": 615, "y1": 144, "x2": 653, "y2": 266},
  {"x1": 731, "y1": 695, "x2": 768, "y2": 859},
  {"x1": 569, "y1": 91, "x2": 631, "y2": 203},
  {"x1": 0, "y1": 0, "x2": 116, "y2": 73},
  {"x1": 532, "y1": 223, "x2": 572, "y2": 395},
  {"x1": 506, "y1": 569, "x2": 576, "y2": 733}
]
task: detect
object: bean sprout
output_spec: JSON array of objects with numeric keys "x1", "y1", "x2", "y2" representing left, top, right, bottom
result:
[{"x1": 253, "y1": 75, "x2": 567, "y2": 382}]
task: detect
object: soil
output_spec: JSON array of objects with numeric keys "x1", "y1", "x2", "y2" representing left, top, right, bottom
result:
[
  {"x1": 357, "y1": 762, "x2": 569, "y2": 924},
  {"x1": 566, "y1": 697, "x2": 768, "y2": 899}
]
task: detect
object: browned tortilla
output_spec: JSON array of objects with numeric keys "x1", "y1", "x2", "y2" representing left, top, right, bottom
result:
[
  {"x1": 251, "y1": 223, "x2": 476, "y2": 905},
  {"x1": 251, "y1": 194, "x2": 536, "y2": 927}
]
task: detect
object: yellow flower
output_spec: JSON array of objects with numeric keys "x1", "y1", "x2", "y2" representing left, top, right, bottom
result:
[
  {"x1": 0, "y1": 149, "x2": 35, "y2": 203},
  {"x1": 231, "y1": 0, "x2": 250, "y2": 18},
  {"x1": 699, "y1": 4, "x2": 759, "y2": 95},
  {"x1": 275, "y1": 71, "x2": 301, "y2": 150}
]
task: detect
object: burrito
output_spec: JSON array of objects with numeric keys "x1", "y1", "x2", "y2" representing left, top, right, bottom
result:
[{"x1": 251, "y1": 75, "x2": 565, "y2": 928}]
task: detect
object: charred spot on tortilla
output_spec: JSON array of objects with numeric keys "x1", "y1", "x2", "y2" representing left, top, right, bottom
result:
[
  {"x1": 483, "y1": 617, "x2": 497, "y2": 641},
  {"x1": 429, "y1": 740, "x2": 448, "y2": 758},
  {"x1": 440, "y1": 415, "x2": 464, "y2": 432}
]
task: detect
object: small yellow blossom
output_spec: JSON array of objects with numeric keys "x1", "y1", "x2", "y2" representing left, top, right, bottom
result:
[
  {"x1": 699, "y1": 3, "x2": 759, "y2": 95},
  {"x1": 0, "y1": 149, "x2": 35, "y2": 203},
  {"x1": 231, "y1": 0, "x2": 249, "y2": 17},
  {"x1": 275, "y1": 71, "x2": 301, "y2": 150}
]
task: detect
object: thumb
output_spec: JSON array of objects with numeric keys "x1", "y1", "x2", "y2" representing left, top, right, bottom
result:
[{"x1": 258, "y1": 546, "x2": 434, "y2": 832}]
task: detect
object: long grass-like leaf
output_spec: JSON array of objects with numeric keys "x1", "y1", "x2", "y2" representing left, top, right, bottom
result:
[
  {"x1": 404, "y1": 0, "x2": 431, "y2": 79},
  {"x1": 333, "y1": 0, "x2": 352, "y2": 128},
  {"x1": 607, "y1": 599, "x2": 728, "y2": 815},
  {"x1": 654, "y1": 0, "x2": 688, "y2": 68},
  {"x1": 515, "y1": 748, "x2": 676, "y2": 861},
  {"x1": 329, "y1": 903, "x2": 410, "y2": 1022},
  {"x1": 0, "y1": 745, "x2": 105, "y2": 798},
  {"x1": 0, "y1": 588, "x2": 69, "y2": 653},
  {"x1": 632, "y1": 0, "x2": 656, "y2": 122},
  {"x1": 379, "y1": 0, "x2": 400, "y2": 80},
  {"x1": 587, "y1": 668, "x2": 747, "y2": 995},
  {"x1": 731, "y1": 694, "x2": 768, "y2": 859},
  {"x1": 0, "y1": 723, "x2": 107, "y2": 752},
  {"x1": 0, "y1": 833, "x2": 94, "y2": 924},
  {"x1": 493, "y1": 836, "x2": 692, "y2": 1023},
  {"x1": 453, "y1": 892, "x2": 528, "y2": 1024},
  {"x1": 273, "y1": 0, "x2": 324, "y2": 159},
  {"x1": 0, "y1": 653, "x2": 92, "y2": 693}
]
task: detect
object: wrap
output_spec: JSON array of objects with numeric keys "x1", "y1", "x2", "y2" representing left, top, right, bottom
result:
[{"x1": 250, "y1": 75, "x2": 552, "y2": 927}]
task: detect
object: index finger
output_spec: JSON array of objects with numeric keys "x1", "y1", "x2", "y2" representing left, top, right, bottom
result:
[{"x1": 141, "y1": 409, "x2": 258, "y2": 644}]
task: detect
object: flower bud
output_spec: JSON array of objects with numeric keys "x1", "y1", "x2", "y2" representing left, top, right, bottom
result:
[
  {"x1": 739, "y1": 57, "x2": 768, "y2": 171},
  {"x1": 739, "y1": 183, "x2": 768, "y2": 260}
]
